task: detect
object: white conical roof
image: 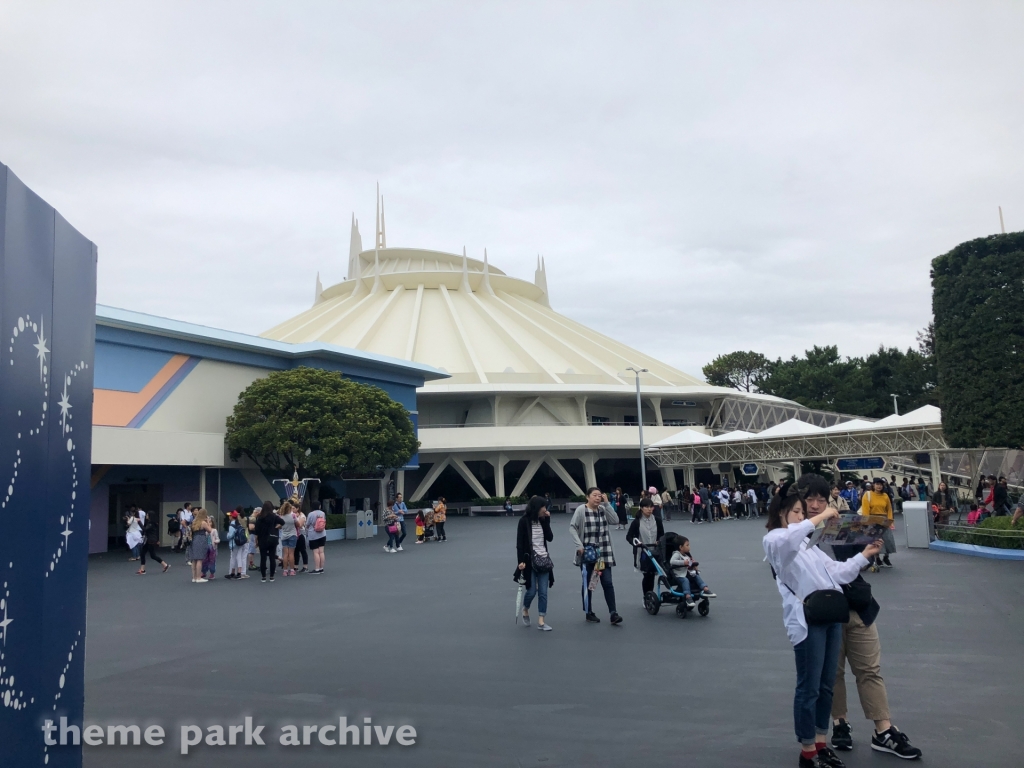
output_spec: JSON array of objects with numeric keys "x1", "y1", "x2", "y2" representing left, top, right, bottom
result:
[{"x1": 263, "y1": 246, "x2": 706, "y2": 390}]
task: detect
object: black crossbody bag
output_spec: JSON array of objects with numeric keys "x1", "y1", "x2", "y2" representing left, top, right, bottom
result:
[{"x1": 772, "y1": 566, "x2": 850, "y2": 625}]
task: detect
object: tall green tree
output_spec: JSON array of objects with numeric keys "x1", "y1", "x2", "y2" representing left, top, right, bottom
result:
[
  {"x1": 932, "y1": 232, "x2": 1024, "y2": 448},
  {"x1": 702, "y1": 351, "x2": 770, "y2": 391},
  {"x1": 225, "y1": 367, "x2": 419, "y2": 477}
]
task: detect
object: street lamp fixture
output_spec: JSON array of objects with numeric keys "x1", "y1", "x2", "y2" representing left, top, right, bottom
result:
[
  {"x1": 890, "y1": 394, "x2": 899, "y2": 416},
  {"x1": 626, "y1": 367, "x2": 649, "y2": 492}
]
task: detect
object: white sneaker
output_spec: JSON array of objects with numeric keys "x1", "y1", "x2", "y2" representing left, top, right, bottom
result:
[
  {"x1": 196, "y1": 578, "x2": 208, "y2": 583},
  {"x1": 384, "y1": 545, "x2": 390, "y2": 551},
  {"x1": 386, "y1": 548, "x2": 395, "y2": 553},
  {"x1": 397, "y1": 545, "x2": 404, "y2": 551}
]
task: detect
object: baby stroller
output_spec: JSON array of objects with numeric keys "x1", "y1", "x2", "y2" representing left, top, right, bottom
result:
[{"x1": 634, "y1": 533, "x2": 710, "y2": 619}]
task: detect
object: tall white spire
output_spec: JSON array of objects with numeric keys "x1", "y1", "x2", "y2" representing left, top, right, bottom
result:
[
  {"x1": 460, "y1": 247, "x2": 472, "y2": 292},
  {"x1": 314, "y1": 271, "x2": 324, "y2": 305},
  {"x1": 481, "y1": 248, "x2": 494, "y2": 295},
  {"x1": 534, "y1": 254, "x2": 549, "y2": 307},
  {"x1": 347, "y1": 213, "x2": 362, "y2": 280},
  {"x1": 374, "y1": 182, "x2": 387, "y2": 250}
]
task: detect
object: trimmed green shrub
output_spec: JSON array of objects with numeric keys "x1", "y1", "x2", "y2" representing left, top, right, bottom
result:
[
  {"x1": 932, "y1": 232, "x2": 1024, "y2": 448},
  {"x1": 470, "y1": 496, "x2": 528, "y2": 506},
  {"x1": 937, "y1": 516, "x2": 1024, "y2": 549},
  {"x1": 324, "y1": 514, "x2": 346, "y2": 530}
]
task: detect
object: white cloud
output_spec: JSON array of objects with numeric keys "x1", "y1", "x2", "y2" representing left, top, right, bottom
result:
[{"x1": 1, "y1": 1, "x2": 1020, "y2": 380}]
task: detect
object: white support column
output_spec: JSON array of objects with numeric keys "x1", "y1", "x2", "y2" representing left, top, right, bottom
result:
[
  {"x1": 199, "y1": 467, "x2": 207, "y2": 511},
  {"x1": 575, "y1": 396, "x2": 588, "y2": 425},
  {"x1": 450, "y1": 456, "x2": 491, "y2": 499},
  {"x1": 411, "y1": 457, "x2": 451, "y2": 501},
  {"x1": 396, "y1": 470, "x2": 405, "y2": 497},
  {"x1": 791, "y1": 460, "x2": 801, "y2": 480},
  {"x1": 649, "y1": 397, "x2": 664, "y2": 426},
  {"x1": 491, "y1": 453, "x2": 508, "y2": 498},
  {"x1": 929, "y1": 451, "x2": 942, "y2": 494},
  {"x1": 580, "y1": 452, "x2": 598, "y2": 490},
  {"x1": 660, "y1": 466, "x2": 677, "y2": 492},
  {"x1": 544, "y1": 455, "x2": 585, "y2": 498},
  {"x1": 683, "y1": 466, "x2": 695, "y2": 489},
  {"x1": 510, "y1": 457, "x2": 544, "y2": 498}
]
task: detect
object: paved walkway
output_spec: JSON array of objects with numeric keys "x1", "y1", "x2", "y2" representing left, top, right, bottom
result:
[{"x1": 84, "y1": 515, "x2": 1024, "y2": 767}]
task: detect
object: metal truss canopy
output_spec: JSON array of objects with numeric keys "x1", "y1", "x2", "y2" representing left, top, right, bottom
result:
[{"x1": 647, "y1": 424, "x2": 949, "y2": 467}]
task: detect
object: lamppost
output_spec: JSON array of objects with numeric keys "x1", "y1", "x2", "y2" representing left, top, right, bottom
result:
[
  {"x1": 626, "y1": 366, "x2": 649, "y2": 492},
  {"x1": 890, "y1": 394, "x2": 899, "y2": 416}
]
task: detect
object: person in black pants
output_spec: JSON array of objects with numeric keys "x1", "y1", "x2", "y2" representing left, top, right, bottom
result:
[
  {"x1": 254, "y1": 500, "x2": 284, "y2": 582},
  {"x1": 626, "y1": 498, "x2": 664, "y2": 598},
  {"x1": 137, "y1": 517, "x2": 169, "y2": 574}
]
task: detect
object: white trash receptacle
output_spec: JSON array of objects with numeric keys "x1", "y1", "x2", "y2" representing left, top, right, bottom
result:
[{"x1": 904, "y1": 501, "x2": 934, "y2": 548}]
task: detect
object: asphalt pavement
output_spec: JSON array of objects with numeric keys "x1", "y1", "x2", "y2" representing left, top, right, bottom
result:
[{"x1": 81, "y1": 513, "x2": 1024, "y2": 767}]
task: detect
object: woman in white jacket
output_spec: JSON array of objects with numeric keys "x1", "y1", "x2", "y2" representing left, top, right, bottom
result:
[{"x1": 763, "y1": 482, "x2": 882, "y2": 768}]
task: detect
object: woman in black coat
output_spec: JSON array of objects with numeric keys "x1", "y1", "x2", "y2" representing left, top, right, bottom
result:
[
  {"x1": 625, "y1": 497, "x2": 664, "y2": 597},
  {"x1": 515, "y1": 495, "x2": 554, "y2": 631}
]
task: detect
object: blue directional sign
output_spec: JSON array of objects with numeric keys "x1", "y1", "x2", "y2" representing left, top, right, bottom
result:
[
  {"x1": 836, "y1": 457, "x2": 885, "y2": 471},
  {"x1": 741, "y1": 463, "x2": 760, "y2": 476}
]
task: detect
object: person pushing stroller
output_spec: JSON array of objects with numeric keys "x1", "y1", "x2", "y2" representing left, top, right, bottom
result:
[{"x1": 669, "y1": 535, "x2": 716, "y2": 608}]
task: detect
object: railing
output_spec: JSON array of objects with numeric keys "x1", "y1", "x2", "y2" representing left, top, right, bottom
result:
[
  {"x1": 934, "y1": 523, "x2": 1024, "y2": 549},
  {"x1": 418, "y1": 421, "x2": 700, "y2": 429}
]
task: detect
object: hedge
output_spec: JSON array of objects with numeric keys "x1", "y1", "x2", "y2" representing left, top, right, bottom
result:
[
  {"x1": 932, "y1": 232, "x2": 1024, "y2": 448},
  {"x1": 936, "y1": 516, "x2": 1024, "y2": 549}
]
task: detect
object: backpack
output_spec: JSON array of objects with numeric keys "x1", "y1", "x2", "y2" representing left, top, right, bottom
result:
[
  {"x1": 232, "y1": 523, "x2": 247, "y2": 547},
  {"x1": 167, "y1": 518, "x2": 180, "y2": 535},
  {"x1": 314, "y1": 513, "x2": 326, "y2": 533}
]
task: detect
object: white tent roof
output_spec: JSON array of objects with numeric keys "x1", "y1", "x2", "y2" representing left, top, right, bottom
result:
[{"x1": 651, "y1": 405, "x2": 943, "y2": 449}]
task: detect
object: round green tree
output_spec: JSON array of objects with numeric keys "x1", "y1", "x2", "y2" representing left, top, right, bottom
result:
[{"x1": 225, "y1": 367, "x2": 419, "y2": 477}]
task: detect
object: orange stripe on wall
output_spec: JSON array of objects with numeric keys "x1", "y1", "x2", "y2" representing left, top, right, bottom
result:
[{"x1": 93, "y1": 354, "x2": 191, "y2": 427}]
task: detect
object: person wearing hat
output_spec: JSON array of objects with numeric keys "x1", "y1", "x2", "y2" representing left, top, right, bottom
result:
[
  {"x1": 648, "y1": 487, "x2": 663, "y2": 521},
  {"x1": 840, "y1": 481, "x2": 860, "y2": 512}
]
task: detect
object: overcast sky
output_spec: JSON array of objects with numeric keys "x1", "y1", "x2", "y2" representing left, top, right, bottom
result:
[{"x1": 1, "y1": 2, "x2": 1020, "y2": 379}]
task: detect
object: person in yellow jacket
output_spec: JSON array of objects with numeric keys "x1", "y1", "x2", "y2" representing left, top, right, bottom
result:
[
  {"x1": 433, "y1": 497, "x2": 448, "y2": 542},
  {"x1": 859, "y1": 478, "x2": 895, "y2": 568}
]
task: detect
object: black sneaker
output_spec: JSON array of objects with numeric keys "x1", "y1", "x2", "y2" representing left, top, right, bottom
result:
[
  {"x1": 831, "y1": 719, "x2": 853, "y2": 751},
  {"x1": 610, "y1": 612, "x2": 623, "y2": 625},
  {"x1": 871, "y1": 727, "x2": 922, "y2": 759},
  {"x1": 816, "y1": 745, "x2": 846, "y2": 767},
  {"x1": 261, "y1": 577, "x2": 266, "y2": 583},
  {"x1": 585, "y1": 613, "x2": 600, "y2": 623},
  {"x1": 881, "y1": 557, "x2": 893, "y2": 568}
]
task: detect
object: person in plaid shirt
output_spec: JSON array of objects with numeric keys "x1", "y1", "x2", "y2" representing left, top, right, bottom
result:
[{"x1": 569, "y1": 487, "x2": 622, "y2": 625}]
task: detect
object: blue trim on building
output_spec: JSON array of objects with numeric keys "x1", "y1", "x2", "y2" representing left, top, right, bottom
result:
[{"x1": 96, "y1": 304, "x2": 446, "y2": 388}]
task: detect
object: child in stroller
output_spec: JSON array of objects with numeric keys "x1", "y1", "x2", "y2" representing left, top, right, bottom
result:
[
  {"x1": 669, "y1": 536, "x2": 716, "y2": 608},
  {"x1": 633, "y1": 532, "x2": 715, "y2": 619}
]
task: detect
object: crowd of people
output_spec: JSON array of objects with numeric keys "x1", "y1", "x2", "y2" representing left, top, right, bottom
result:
[{"x1": 124, "y1": 499, "x2": 331, "y2": 582}]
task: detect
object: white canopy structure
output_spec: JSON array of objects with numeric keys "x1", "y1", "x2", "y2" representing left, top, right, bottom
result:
[{"x1": 647, "y1": 405, "x2": 949, "y2": 482}]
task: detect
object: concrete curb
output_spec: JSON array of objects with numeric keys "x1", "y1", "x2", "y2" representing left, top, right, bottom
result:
[{"x1": 929, "y1": 540, "x2": 1024, "y2": 560}]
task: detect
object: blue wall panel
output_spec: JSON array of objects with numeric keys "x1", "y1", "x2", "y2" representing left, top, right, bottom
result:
[
  {"x1": 0, "y1": 163, "x2": 95, "y2": 767},
  {"x1": 93, "y1": 341, "x2": 174, "y2": 392}
]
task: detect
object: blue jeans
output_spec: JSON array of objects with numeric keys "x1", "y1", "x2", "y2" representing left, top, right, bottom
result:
[
  {"x1": 397, "y1": 520, "x2": 407, "y2": 545},
  {"x1": 675, "y1": 573, "x2": 707, "y2": 597},
  {"x1": 386, "y1": 528, "x2": 399, "y2": 549},
  {"x1": 524, "y1": 572, "x2": 548, "y2": 616},
  {"x1": 793, "y1": 622, "x2": 843, "y2": 745}
]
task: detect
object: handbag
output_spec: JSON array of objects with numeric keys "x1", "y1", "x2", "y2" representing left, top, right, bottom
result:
[
  {"x1": 387, "y1": 524, "x2": 398, "y2": 534},
  {"x1": 582, "y1": 543, "x2": 600, "y2": 565},
  {"x1": 774, "y1": 567, "x2": 850, "y2": 625},
  {"x1": 531, "y1": 551, "x2": 553, "y2": 573}
]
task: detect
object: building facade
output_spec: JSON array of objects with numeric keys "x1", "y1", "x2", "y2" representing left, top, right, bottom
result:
[{"x1": 89, "y1": 305, "x2": 445, "y2": 553}]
